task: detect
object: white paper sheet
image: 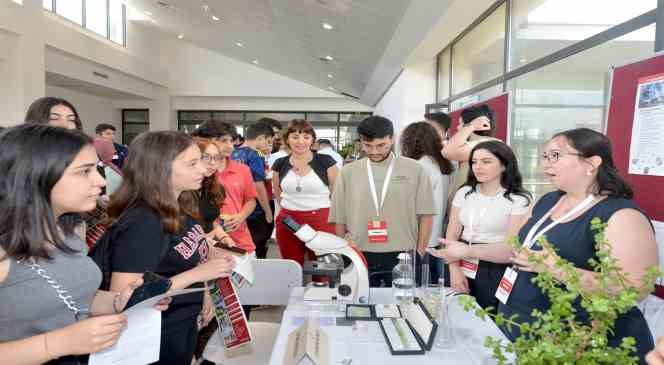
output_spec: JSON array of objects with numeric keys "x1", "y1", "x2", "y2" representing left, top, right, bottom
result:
[
  {"x1": 89, "y1": 288, "x2": 205, "y2": 365},
  {"x1": 629, "y1": 73, "x2": 664, "y2": 176}
]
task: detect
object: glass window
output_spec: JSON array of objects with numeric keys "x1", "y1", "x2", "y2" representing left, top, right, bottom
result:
[
  {"x1": 509, "y1": 25, "x2": 655, "y2": 197},
  {"x1": 437, "y1": 48, "x2": 451, "y2": 101},
  {"x1": 451, "y1": 3, "x2": 506, "y2": 95},
  {"x1": 43, "y1": 0, "x2": 52, "y2": 11},
  {"x1": 212, "y1": 112, "x2": 244, "y2": 123},
  {"x1": 338, "y1": 126, "x2": 358, "y2": 151},
  {"x1": 307, "y1": 113, "x2": 338, "y2": 123},
  {"x1": 245, "y1": 112, "x2": 305, "y2": 122},
  {"x1": 339, "y1": 113, "x2": 370, "y2": 123},
  {"x1": 124, "y1": 110, "x2": 149, "y2": 123},
  {"x1": 122, "y1": 123, "x2": 148, "y2": 145},
  {"x1": 314, "y1": 127, "x2": 338, "y2": 149},
  {"x1": 180, "y1": 111, "x2": 212, "y2": 122},
  {"x1": 109, "y1": 0, "x2": 125, "y2": 45},
  {"x1": 450, "y1": 84, "x2": 503, "y2": 112},
  {"x1": 56, "y1": 0, "x2": 83, "y2": 25},
  {"x1": 85, "y1": 0, "x2": 108, "y2": 37},
  {"x1": 510, "y1": 0, "x2": 656, "y2": 69}
]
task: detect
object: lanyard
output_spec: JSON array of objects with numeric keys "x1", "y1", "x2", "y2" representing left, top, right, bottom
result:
[
  {"x1": 523, "y1": 194, "x2": 595, "y2": 249},
  {"x1": 367, "y1": 154, "x2": 396, "y2": 217}
]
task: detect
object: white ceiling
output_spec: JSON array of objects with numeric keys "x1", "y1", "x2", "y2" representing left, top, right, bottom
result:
[{"x1": 127, "y1": 0, "x2": 451, "y2": 105}]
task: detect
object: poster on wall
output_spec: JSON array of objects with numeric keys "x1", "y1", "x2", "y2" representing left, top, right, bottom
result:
[{"x1": 628, "y1": 73, "x2": 664, "y2": 176}]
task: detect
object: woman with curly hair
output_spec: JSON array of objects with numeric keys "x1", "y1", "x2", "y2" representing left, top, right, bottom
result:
[{"x1": 400, "y1": 121, "x2": 454, "y2": 284}]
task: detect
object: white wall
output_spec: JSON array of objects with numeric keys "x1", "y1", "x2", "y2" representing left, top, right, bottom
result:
[
  {"x1": 373, "y1": 59, "x2": 436, "y2": 150},
  {"x1": 45, "y1": 84, "x2": 121, "y2": 136}
]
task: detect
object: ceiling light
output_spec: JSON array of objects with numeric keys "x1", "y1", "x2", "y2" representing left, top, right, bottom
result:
[
  {"x1": 328, "y1": 86, "x2": 336, "y2": 91},
  {"x1": 236, "y1": 42, "x2": 244, "y2": 47},
  {"x1": 322, "y1": 22, "x2": 334, "y2": 30},
  {"x1": 324, "y1": 55, "x2": 333, "y2": 61},
  {"x1": 519, "y1": 58, "x2": 527, "y2": 63},
  {"x1": 145, "y1": 11, "x2": 153, "y2": 16},
  {"x1": 177, "y1": 33, "x2": 184, "y2": 39},
  {"x1": 212, "y1": 15, "x2": 220, "y2": 21},
  {"x1": 252, "y1": 59, "x2": 259, "y2": 65},
  {"x1": 327, "y1": 74, "x2": 333, "y2": 79}
]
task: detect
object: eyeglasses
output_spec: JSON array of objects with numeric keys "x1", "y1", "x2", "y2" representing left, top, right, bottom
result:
[
  {"x1": 541, "y1": 151, "x2": 584, "y2": 164},
  {"x1": 201, "y1": 153, "x2": 223, "y2": 162}
]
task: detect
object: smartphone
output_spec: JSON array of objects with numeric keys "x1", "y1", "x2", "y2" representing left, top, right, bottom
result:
[
  {"x1": 124, "y1": 272, "x2": 172, "y2": 309},
  {"x1": 213, "y1": 238, "x2": 248, "y2": 255}
]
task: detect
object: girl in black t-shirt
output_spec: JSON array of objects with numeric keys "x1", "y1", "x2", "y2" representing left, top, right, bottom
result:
[{"x1": 107, "y1": 131, "x2": 235, "y2": 365}]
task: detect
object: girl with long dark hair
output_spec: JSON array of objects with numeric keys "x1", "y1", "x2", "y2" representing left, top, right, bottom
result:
[
  {"x1": 0, "y1": 125, "x2": 167, "y2": 364},
  {"x1": 431, "y1": 140, "x2": 532, "y2": 311},
  {"x1": 107, "y1": 131, "x2": 235, "y2": 365},
  {"x1": 24, "y1": 97, "x2": 83, "y2": 130},
  {"x1": 400, "y1": 121, "x2": 454, "y2": 284},
  {"x1": 504, "y1": 128, "x2": 657, "y2": 363}
]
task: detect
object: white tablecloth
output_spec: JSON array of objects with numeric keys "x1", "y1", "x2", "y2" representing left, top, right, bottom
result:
[{"x1": 268, "y1": 287, "x2": 513, "y2": 365}]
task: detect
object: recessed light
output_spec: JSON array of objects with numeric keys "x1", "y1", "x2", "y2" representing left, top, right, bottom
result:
[
  {"x1": 252, "y1": 59, "x2": 259, "y2": 65},
  {"x1": 328, "y1": 86, "x2": 336, "y2": 90},
  {"x1": 322, "y1": 22, "x2": 334, "y2": 30},
  {"x1": 324, "y1": 55, "x2": 333, "y2": 61},
  {"x1": 145, "y1": 11, "x2": 153, "y2": 16},
  {"x1": 212, "y1": 15, "x2": 220, "y2": 21},
  {"x1": 236, "y1": 42, "x2": 244, "y2": 47},
  {"x1": 327, "y1": 74, "x2": 333, "y2": 79},
  {"x1": 177, "y1": 33, "x2": 184, "y2": 39},
  {"x1": 520, "y1": 58, "x2": 527, "y2": 63}
]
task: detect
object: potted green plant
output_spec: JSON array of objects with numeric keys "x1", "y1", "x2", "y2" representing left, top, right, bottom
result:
[{"x1": 458, "y1": 217, "x2": 660, "y2": 364}]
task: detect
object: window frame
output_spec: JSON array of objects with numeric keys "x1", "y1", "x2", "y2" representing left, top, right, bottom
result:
[{"x1": 44, "y1": 0, "x2": 126, "y2": 47}]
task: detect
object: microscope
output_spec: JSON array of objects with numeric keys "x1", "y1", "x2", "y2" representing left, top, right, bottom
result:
[{"x1": 282, "y1": 216, "x2": 370, "y2": 304}]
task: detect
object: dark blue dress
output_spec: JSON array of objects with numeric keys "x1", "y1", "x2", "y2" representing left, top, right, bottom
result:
[{"x1": 497, "y1": 191, "x2": 654, "y2": 364}]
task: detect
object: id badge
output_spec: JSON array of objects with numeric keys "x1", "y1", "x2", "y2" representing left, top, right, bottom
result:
[
  {"x1": 495, "y1": 267, "x2": 518, "y2": 305},
  {"x1": 460, "y1": 258, "x2": 479, "y2": 279},
  {"x1": 367, "y1": 220, "x2": 388, "y2": 244}
]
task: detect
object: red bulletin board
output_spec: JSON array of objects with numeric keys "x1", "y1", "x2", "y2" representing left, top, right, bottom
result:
[
  {"x1": 448, "y1": 93, "x2": 509, "y2": 142},
  {"x1": 606, "y1": 54, "x2": 664, "y2": 222}
]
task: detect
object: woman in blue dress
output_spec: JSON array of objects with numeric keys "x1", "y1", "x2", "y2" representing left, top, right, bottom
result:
[{"x1": 502, "y1": 128, "x2": 658, "y2": 364}]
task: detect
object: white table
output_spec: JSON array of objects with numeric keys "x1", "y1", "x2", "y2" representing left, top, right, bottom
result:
[{"x1": 268, "y1": 287, "x2": 513, "y2": 365}]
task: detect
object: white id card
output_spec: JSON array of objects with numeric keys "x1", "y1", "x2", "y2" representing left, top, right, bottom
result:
[
  {"x1": 495, "y1": 267, "x2": 518, "y2": 305},
  {"x1": 460, "y1": 258, "x2": 479, "y2": 279}
]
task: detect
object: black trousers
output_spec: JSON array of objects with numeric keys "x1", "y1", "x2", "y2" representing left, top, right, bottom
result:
[
  {"x1": 363, "y1": 251, "x2": 400, "y2": 287},
  {"x1": 246, "y1": 211, "x2": 273, "y2": 260},
  {"x1": 468, "y1": 260, "x2": 508, "y2": 313},
  {"x1": 157, "y1": 318, "x2": 199, "y2": 365}
]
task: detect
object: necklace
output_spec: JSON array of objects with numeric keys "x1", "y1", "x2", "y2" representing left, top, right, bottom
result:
[
  {"x1": 290, "y1": 154, "x2": 312, "y2": 193},
  {"x1": 295, "y1": 174, "x2": 304, "y2": 192}
]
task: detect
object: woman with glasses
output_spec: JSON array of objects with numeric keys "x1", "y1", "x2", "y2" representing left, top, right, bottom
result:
[
  {"x1": 500, "y1": 128, "x2": 657, "y2": 364},
  {"x1": 430, "y1": 141, "x2": 532, "y2": 312},
  {"x1": 272, "y1": 119, "x2": 339, "y2": 266}
]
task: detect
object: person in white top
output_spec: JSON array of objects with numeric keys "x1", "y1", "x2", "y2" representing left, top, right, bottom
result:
[
  {"x1": 272, "y1": 120, "x2": 339, "y2": 266},
  {"x1": 400, "y1": 122, "x2": 454, "y2": 285},
  {"x1": 430, "y1": 140, "x2": 532, "y2": 311},
  {"x1": 316, "y1": 139, "x2": 344, "y2": 170}
]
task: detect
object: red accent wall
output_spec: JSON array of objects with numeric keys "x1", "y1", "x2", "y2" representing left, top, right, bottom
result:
[
  {"x1": 448, "y1": 93, "x2": 509, "y2": 142},
  {"x1": 606, "y1": 56, "x2": 664, "y2": 221}
]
